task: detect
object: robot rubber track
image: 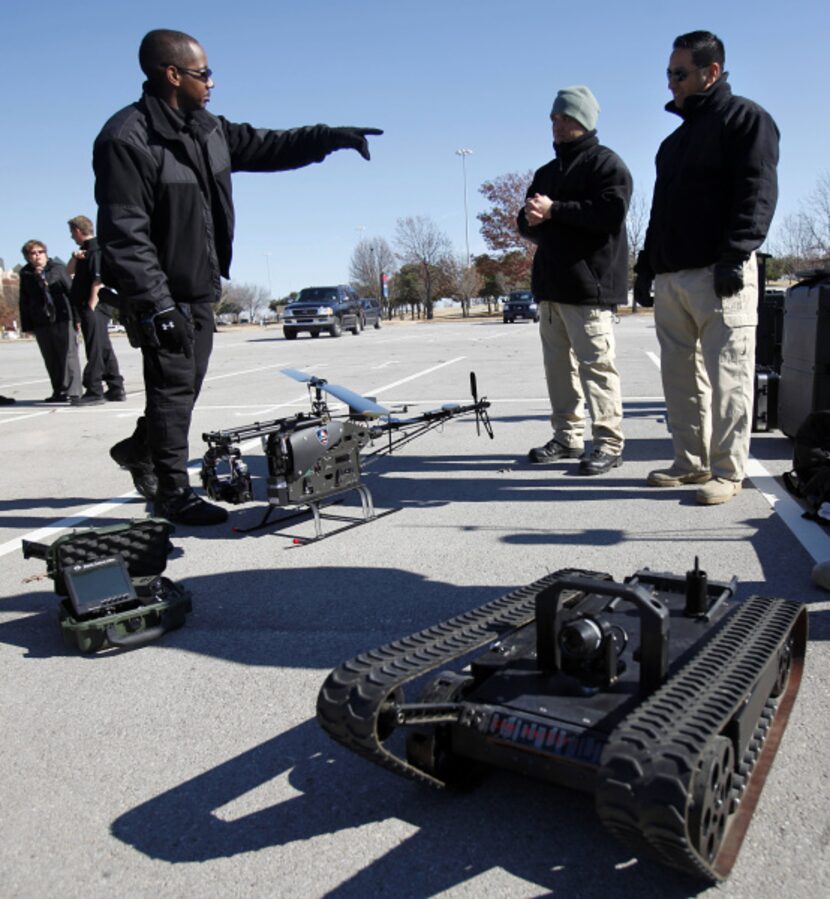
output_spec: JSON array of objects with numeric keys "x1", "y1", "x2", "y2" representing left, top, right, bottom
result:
[{"x1": 316, "y1": 571, "x2": 807, "y2": 882}]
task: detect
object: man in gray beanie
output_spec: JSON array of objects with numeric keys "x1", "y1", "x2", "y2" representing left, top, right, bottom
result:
[
  {"x1": 518, "y1": 85, "x2": 632, "y2": 475},
  {"x1": 552, "y1": 86, "x2": 600, "y2": 131}
]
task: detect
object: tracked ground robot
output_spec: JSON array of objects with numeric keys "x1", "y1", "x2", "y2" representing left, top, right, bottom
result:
[
  {"x1": 317, "y1": 562, "x2": 807, "y2": 881},
  {"x1": 200, "y1": 369, "x2": 492, "y2": 541}
]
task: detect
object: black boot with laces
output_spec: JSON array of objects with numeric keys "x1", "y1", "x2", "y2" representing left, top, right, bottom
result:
[{"x1": 153, "y1": 488, "x2": 228, "y2": 526}]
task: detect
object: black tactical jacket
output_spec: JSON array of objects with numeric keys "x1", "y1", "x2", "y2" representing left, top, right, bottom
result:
[
  {"x1": 517, "y1": 132, "x2": 632, "y2": 306},
  {"x1": 94, "y1": 88, "x2": 350, "y2": 309},
  {"x1": 639, "y1": 77, "x2": 779, "y2": 275}
]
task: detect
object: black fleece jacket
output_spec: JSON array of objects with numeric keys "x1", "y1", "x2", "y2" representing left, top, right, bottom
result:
[
  {"x1": 518, "y1": 132, "x2": 632, "y2": 306},
  {"x1": 19, "y1": 259, "x2": 74, "y2": 332},
  {"x1": 638, "y1": 77, "x2": 779, "y2": 276},
  {"x1": 94, "y1": 88, "x2": 354, "y2": 309}
]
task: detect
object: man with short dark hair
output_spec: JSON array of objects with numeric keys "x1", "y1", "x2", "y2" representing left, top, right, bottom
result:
[
  {"x1": 518, "y1": 86, "x2": 631, "y2": 476},
  {"x1": 66, "y1": 215, "x2": 126, "y2": 405},
  {"x1": 634, "y1": 31, "x2": 779, "y2": 505},
  {"x1": 94, "y1": 28, "x2": 381, "y2": 524}
]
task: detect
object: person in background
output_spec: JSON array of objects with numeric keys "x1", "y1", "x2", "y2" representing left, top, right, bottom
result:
[
  {"x1": 66, "y1": 215, "x2": 126, "y2": 405},
  {"x1": 18, "y1": 240, "x2": 81, "y2": 402}
]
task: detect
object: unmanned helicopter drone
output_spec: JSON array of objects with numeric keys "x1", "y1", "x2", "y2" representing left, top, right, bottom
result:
[{"x1": 200, "y1": 368, "x2": 493, "y2": 541}]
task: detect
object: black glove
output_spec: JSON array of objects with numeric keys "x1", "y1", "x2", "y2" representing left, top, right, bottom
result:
[
  {"x1": 633, "y1": 274, "x2": 654, "y2": 308},
  {"x1": 713, "y1": 261, "x2": 744, "y2": 298},
  {"x1": 97, "y1": 287, "x2": 123, "y2": 312},
  {"x1": 148, "y1": 305, "x2": 193, "y2": 357},
  {"x1": 330, "y1": 126, "x2": 383, "y2": 160}
]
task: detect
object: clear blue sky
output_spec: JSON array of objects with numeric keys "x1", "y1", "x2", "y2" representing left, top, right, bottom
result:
[{"x1": 1, "y1": 0, "x2": 827, "y2": 298}]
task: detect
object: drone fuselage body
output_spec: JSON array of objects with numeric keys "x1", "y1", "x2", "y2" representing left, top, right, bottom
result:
[
  {"x1": 265, "y1": 418, "x2": 371, "y2": 507},
  {"x1": 200, "y1": 368, "x2": 491, "y2": 517}
]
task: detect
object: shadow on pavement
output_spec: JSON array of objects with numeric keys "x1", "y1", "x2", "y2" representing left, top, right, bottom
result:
[{"x1": 109, "y1": 717, "x2": 702, "y2": 898}]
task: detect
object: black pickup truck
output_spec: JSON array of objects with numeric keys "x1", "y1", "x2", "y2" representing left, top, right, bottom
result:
[
  {"x1": 502, "y1": 290, "x2": 539, "y2": 323},
  {"x1": 282, "y1": 285, "x2": 363, "y2": 339}
]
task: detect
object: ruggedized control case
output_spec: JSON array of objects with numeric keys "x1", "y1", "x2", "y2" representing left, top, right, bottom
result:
[{"x1": 22, "y1": 518, "x2": 191, "y2": 653}]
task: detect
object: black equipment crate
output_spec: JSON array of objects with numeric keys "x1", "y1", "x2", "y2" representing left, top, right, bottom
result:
[
  {"x1": 752, "y1": 366, "x2": 780, "y2": 432},
  {"x1": 22, "y1": 518, "x2": 191, "y2": 653},
  {"x1": 756, "y1": 290, "x2": 785, "y2": 371},
  {"x1": 779, "y1": 275, "x2": 830, "y2": 437}
]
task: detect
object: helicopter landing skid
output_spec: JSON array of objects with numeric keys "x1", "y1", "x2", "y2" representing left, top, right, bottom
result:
[{"x1": 233, "y1": 482, "x2": 399, "y2": 545}]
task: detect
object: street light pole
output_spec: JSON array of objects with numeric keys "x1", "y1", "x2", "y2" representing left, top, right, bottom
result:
[
  {"x1": 263, "y1": 252, "x2": 273, "y2": 300},
  {"x1": 455, "y1": 148, "x2": 473, "y2": 266}
]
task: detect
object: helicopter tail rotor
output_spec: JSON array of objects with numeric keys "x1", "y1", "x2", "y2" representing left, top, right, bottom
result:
[{"x1": 470, "y1": 371, "x2": 493, "y2": 439}]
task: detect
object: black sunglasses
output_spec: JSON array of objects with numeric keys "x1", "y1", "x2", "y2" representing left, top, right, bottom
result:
[
  {"x1": 165, "y1": 64, "x2": 213, "y2": 83},
  {"x1": 666, "y1": 64, "x2": 709, "y2": 83}
]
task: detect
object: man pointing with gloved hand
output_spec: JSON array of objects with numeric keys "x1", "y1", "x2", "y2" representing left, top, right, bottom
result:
[
  {"x1": 95, "y1": 28, "x2": 382, "y2": 525},
  {"x1": 634, "y1": 30, "x2": 779, "y2": 506}
]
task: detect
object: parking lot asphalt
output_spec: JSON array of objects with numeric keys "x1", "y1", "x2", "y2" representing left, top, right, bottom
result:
[{"x1": 1, "y1": 315, "x2": 828, "y2": 898}]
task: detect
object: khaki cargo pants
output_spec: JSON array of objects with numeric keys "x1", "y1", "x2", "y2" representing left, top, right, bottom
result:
[
  {"x1": 539, "y1": 302, "x2": 624, "y2": 454},
  {"x1": 654, "y1": 256, "x2": 757, "y2": 481}
]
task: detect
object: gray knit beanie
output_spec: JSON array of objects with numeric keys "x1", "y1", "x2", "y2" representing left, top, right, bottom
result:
[{"x1": 551, "y1": 85, "x2": 600, "y2": 131}]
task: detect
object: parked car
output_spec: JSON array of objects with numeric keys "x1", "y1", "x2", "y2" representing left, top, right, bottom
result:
[
  {"x1": 359, "y1": 298, "x2": 382, "y2": 329},
  {"x1": 282, "y1": 285, "x2": 362, "y2": 339},
  {"x1": 502, "y1": 290, "x2": 539, "y2": 323}
]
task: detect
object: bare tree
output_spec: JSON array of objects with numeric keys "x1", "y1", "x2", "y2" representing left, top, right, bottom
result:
[
  {"x1": 393, "y1": 215, "x2": 452, "y2": 319},
  {"x1": 769, "y1": 213, "x2": 817, "y2": 268},
  {"x1": 796, "y1": 172, "x2": 830, "y2": 262},
  {"x1": 626, "y1": 191, "x2": 650, "y2": 309},
  {"x1": 626, "y1": 191, "x2": 649, "y2": 267},
  {"x1": 768, "y1": 172, "x2": 830, "y2": 270},
  {"x1": 219, "y1": 282, "x2": 269, "y2": 324},
  {"x1": 440, "y1": 255, "x2": 482, "y2": 317},
  {"x1": 349, "y1": 237, "x2": 396, "y2": 308}
]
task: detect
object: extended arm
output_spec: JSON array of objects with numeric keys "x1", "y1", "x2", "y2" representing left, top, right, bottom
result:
[{"x1": 222, "y1": 119, "x2": 383, "y2": 172}]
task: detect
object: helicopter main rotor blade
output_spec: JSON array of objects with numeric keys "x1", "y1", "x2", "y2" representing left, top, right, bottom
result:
[
  {"x1": 282, "y1": 367, "x2": 323, "y2": 385},
  {"x1": 282, "y1": 368, "x2": 388, "y2": 416},
  {"x1": 323, "y1": 382, "x2": 390, "y2": 417}
]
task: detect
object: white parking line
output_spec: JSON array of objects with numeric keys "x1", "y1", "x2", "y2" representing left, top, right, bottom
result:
[
  {"x1": 0, "y1": 378, "x2": 51, "y2": 389},
  {"x1": 203, "y1": 363, "x2": 295, "y2": 383},
  {"x1": 745, "y1": 458, "x2": 830, "y2": 563},
  {"x1": 479, "y1": 331, "x2": 518, "y2": 341},
  {"x1": 0, "y1": 409, "x2": 55, "y2": 426},
  {"x1": 645, "y1": 347, "x2": 830, "y2": 561},
  {"x1": 369, "y1": 357, "x2": 466, "y2": 395}
]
